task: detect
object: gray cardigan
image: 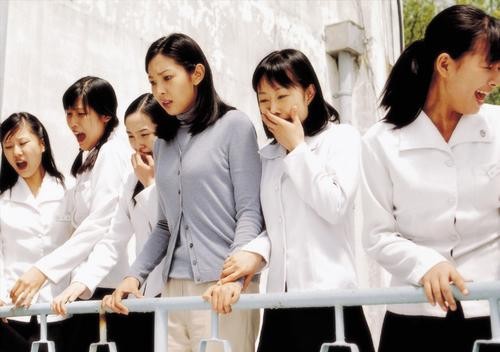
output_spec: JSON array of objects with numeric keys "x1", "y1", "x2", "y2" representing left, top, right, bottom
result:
[{"x1": 129, "y1": 109, "x2": 263, "y2": 285}]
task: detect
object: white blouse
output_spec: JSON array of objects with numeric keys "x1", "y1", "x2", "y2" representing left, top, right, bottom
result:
[
  {"x1": 0, "y1": 175, "x2": 72, "y2": 322},
  {"x1": 35, "y1": 133, "x2": 132, "y2": 289},
  {"x1": 361, "y1": 104, "x2": 500, "y2": 317},
  {"x1": 71, "y1": 172, "x2": 164, "y2": 298},
  {"x1": 257, "y1": 122, "x2": 360, "y2": 293}
]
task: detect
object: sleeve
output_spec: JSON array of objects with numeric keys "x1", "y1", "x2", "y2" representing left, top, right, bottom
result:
[
  {"x1": 70, "y1": 179, "x2": 135, "y2": 298},
  {"x1": 361, "y1": 137, "x2": 447, "y2": 286},
  {"x1": 127, "y1": 196, "x2": 170, "y2": 286},
  {"x1": 282, "y1": 125, "x2": 361, "y2": 225},
  {"x1": 227, "y1": 113, "x2": 264, "y2": 252},
  {"x1": 239, "y1": 230, "x2": 271, "y2": 266},
  {"x1": 0, "y1": 221, "x2": 7, "y2": 303},
  {"x1": 35, "y1": 142, "x2": 131, "y2": 284},
  {"x1": 134, "y1": 183, "x2": 158, "y2": 229}
]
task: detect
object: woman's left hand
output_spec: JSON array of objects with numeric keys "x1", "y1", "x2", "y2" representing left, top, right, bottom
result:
[
  {"x1": 51, "y1": 282, "x2": 88, "y2": 316},
  {"x1": 262, "y1": 106, "x2": 304, "y2": 152},
  {"x1": 202, "y1": 282, "x2": 242, "y2": 314},
  {"x1": 10, "y1": 267, "x2": 47, "y2": 308}
]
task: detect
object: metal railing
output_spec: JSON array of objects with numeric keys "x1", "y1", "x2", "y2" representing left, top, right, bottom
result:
[{"x1": 1, "y1": 281, "x2": 500, "y2": 351}]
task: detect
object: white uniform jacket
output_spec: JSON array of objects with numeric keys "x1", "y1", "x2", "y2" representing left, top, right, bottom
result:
[
  {"x1": 0, "y1": 175, "x2": 72, "y2": 322},
  {"x1": 72, "y1": 172, "x2": 164, "y2": 298},
  {"x1": 35, "y1": 133, "x2": 132, "y2": 287},
  {"x1": 361, "y1": 104, "x2": 500, "y2": 318},
  {"x1": 257, "y1": 122, "x2": 360, "y2": 293}
]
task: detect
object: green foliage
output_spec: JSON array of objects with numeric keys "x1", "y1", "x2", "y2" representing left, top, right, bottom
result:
[{"x1": 403, "y1": 0, "x2": 500, "y2": 105}]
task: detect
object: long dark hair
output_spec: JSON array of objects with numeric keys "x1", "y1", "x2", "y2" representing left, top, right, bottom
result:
[
  {"x1": 381, "y1": 5, "x2": 500, "y2": 128},
  {"x1": 252, "y1": 49, "x2": 339, "y2": 139},
  {"x1": 124, "y1": 93, "x2": 166, "y2": 205},
  {"x1": 63, "y1": 76, "x2": 119, "y2": 176},
  {"x1": 0, "y1": 112, "x2": 64, "y2": 195},
  {"x1": 145, "y1": 33, "x2": 234, "y2": 142}
]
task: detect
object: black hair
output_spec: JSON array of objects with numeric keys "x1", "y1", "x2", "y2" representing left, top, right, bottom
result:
[
  {"x1": 123, "y1": 93, "x2": 166, "y2": 205},
  {"x1": 0, "y1": 112, "x2": 64, "y2": 195},
  {"x1": 381, "y1": 5, "x2": 500, "y2": 128},
  {"x1": 252, "y1": 49, "x2": 339, "y2": 139},
  {"x1": 63, "y1": 76, "x2": 119, "y2": 176},
  {"x1": 145, "y1": 33, "x2": 234, "y2": 141}
]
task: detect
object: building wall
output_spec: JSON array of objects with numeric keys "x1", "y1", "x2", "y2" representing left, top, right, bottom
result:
[{"x1": 0, "y1": 0, "x2": 401, "y2": 347}]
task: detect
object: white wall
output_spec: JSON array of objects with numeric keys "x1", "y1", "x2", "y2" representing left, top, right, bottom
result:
[{"x1": 0, "y1": 0, "x2": 401, "y2": 347}]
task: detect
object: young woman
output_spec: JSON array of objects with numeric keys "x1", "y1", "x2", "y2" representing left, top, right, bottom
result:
[
  {"x1": 361, "y1": 5, "x2": 499, "y2": 352},
  {"x1": 9, "y1": 77, "x2": 132, "y2": 352},
  {"x1": 103, "y1": 33, "x2": 264, "y2": 352},
  {"x1": 0, "y1": 113, "x2": 71, "y2": 352},
  {"x1": 51, "y1": 93, "x2": 167, "y2": 352},
  {"x1": 210, "y1": 49, "x2": 375, "y2": 352}
]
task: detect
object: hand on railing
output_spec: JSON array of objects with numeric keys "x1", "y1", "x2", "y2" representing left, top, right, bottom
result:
[
  {"x1": 219, "y1": 250, "x2": 264, "y2": 290},
  {"x1": 420, "y1": 261, "x2": 469, "y2": 312},
  {"x1": 202, "y1": 281, "x2": 242, "y2": 314},
  {"x1": 102, "y1": 276, "x2": 143, "y2": 315},
  {"x1": 10, "y1": 266, "x2": 47, "y2": 308},
  {"x1": 51, "y1": 282, "x2": 88, "y2": 316}
]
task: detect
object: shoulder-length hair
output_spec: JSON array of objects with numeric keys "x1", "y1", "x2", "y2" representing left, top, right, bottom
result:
[
  {"x1": 145, "y1": 33, "x2": 234, "y2": 142},
  {"x1": 63, "y1": 76, "x2": 119, "y2": 176},
  {"x1": 0, "y1": 112, "x2": 64, "y2": 195},
  {"x1": 252, "y1": 49, "x2": 339, "y2": 139},
  {"x1": 124, "y1": 93, "x2": 167, "y2": 205}
]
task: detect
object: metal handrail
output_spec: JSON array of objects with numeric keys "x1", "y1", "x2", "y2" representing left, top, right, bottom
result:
[{"x1": 1, "y1": 281, "x2": 500, "y2": 351}]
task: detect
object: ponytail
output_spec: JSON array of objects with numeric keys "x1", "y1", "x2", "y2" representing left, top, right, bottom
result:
[{"x1": 381, "y1": 40, "x2": 433, "y2": 128}]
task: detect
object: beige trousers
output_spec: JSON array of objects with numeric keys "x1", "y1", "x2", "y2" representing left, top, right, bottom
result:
[{"x1": 162, "y1": 279, "x2": 260, "y2": 352}]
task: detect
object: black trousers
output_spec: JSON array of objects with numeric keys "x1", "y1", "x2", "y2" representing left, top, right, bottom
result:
[
  {"x1": 65, "y1": 288, "x2": 154, "y2": 352},
  {"x1": 379, "y1": 303, "x2": 497, "y2": 352},
  {"x1": 257, "y1": 306, "x2": 375, "y2": 352},
  {"x1": 0, "y1": 316, "x2": 68, "y2": 352}
]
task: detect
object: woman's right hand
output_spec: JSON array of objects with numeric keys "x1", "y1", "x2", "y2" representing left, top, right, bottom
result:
[
  {"x1": 219, "y1": 250, "x2": 264, "y2": 290},
  {"x1": 131, "y1": 153, "x2": 155, "y2": 187},
  {"x1": 420, "y1": 261, "x2": 468, "y2": 312},
  {"x1": 101, "y1": 277, "x2": 143, "y2": 315}
]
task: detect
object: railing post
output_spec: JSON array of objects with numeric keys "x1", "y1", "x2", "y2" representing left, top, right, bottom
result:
[
  {"x1": 30, "y1": 315, "x2": 55, "y2": 352},
  {"x1": 198, "y1": 311, "x2": 232, "y2": 352},
  {"x1": 88, "y1": 310, "x2": 117, "y2": 352},
  {"x1": 154, "y1": 309, "x2": 168, "y2": 352},
  {"x1": 490, "y1": 298, "x2": 500, "y2": 340},
  {"x1": 335, "y1": 305, "x2": 345, "y2": 343}
]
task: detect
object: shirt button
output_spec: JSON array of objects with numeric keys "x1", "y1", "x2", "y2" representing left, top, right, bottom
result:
[
  {"x1": 480, "y1": 129, "x2": 486, "y2": 138},
  {"x1": 445, "y1": 159, "x2": 454, "y2": 167},
  {"x1": 177, "y1": 170, "x2": 180, "y2": 175},
  {"x1": 185, "y1": 225, "x2": 189, "y2": 231},
  {"x1": 189, "y1": 243, "x2": 193, "y2": 248},
  {"x1": 192, "y1": 260, "x2": 197, "y2": 265},
  {"x1": 178, "y1": 190, "x2": 181, "y2": 195}
]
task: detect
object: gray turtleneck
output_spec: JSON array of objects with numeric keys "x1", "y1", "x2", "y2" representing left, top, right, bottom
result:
[{"x1": 129, "y1": 109, "x2": 263, "y2": 285}]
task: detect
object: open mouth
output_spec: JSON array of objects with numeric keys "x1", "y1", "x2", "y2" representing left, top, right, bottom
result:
[
  {"x1": 475, "y1": 90, "x2": 488, "y2": 103},
  {"x1": 16, "y1": 161, "x2": 28, "y2": 171},
  {"x1": 75, "y1": 132, "x2": 86, "y2": 143}
]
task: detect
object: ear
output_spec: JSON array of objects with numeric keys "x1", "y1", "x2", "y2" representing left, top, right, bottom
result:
[
  {"x1": 305, "y1": 84, "x2": 316, "y2": 105},
  {"x1": 192, "y1": 64, "x2": 205, "y2": 86},
  {"x1": 435, "y1": 53, "x2": 454, "y2": 78},
  {"x1": 40, "y1": 139, "x2": 46, "y2": 153},
  {"x1": 100, "y1": 115, "x2": 112, "y2": 124}
]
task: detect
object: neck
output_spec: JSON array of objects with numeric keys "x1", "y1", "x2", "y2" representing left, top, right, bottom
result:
[
  {"x1": 24, "y1": 168, "x2": 45, "y2": 197},
  {"x1": 423, "y1": 83, "x2": 462, "y2": 142}
]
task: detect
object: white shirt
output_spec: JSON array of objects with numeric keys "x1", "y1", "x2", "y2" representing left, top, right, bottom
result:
[
  {"x1": 361, "y1": 104, "x2": 500, "y2": 318},
  {"x1": 35, "y1": 133, "x2": 132, "y2": 288},
  {"x1": 257, "y1": 122, "x2": 360, "y2": 293},
  {"x1": 72, "y1": 172, "x2": 164, "y2": 298},
  {"x1": 0, "y1": 175, "x2": 72, "y2": 322}
]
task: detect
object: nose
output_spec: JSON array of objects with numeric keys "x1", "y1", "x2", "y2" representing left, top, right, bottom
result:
[
  {"x1": 67, "y1": 115, "x2": 77, "y2": 129},
  {"x1": 13, "y1": 144, "x2": 23, "y2": 156},
  {"x1": 269, "y1": 100, "x2": 279, "y2": 115},
  {"x1": 155, "y1": 81, "x2": 167, "y2": 96}
]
